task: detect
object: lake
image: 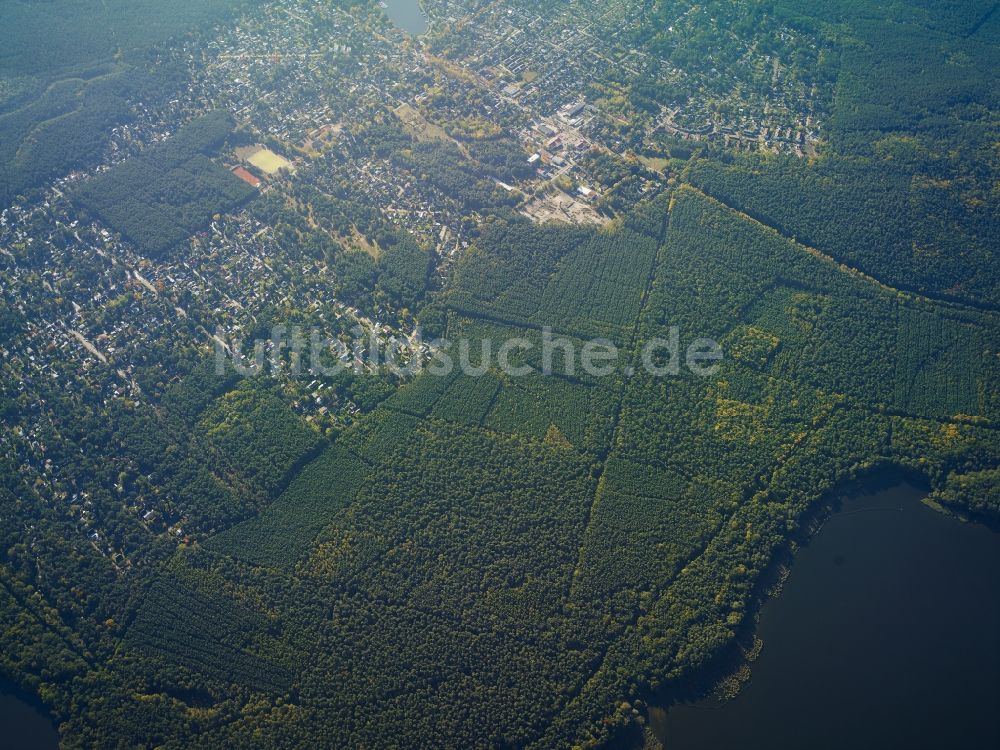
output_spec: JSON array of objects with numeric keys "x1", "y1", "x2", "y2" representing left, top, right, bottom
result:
[
  {"x1": 655, "y1": 475, "x2": 1000, "y2": 750},
  {"x1": 380, "y1": 0, "x2": 428, "y2": 35},
  {"x1": 0, "y1": 681, "x2": 59, "y2": 750}
]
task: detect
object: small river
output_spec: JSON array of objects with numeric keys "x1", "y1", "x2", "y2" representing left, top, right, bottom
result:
[
  {"x1": 380, "y1": 0, "x2": 429, "y2": 35},
  {"x1": 0, "y1": 680, "x2": 59, "y2": 750},
  {"x1": 654, "y1": 475, "x2": 1000, "y2": 750}
]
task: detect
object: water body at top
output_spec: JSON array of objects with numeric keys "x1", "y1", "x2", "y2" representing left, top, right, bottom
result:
[{"x1": 381, "y1": 0, "x2": 428, "y2": 35}]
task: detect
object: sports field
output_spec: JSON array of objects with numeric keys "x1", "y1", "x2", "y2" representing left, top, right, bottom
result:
[{"x1": 247, "y1": 147, "x2": 293, "y2": 174}]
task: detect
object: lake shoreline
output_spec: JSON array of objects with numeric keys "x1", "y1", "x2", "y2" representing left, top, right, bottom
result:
[
  {"x1": 632, "y1": 462, "x2": 1000, "y2": 749},
  {"x1": 381, "y1": 0, "x2": 429, "y2": 36},
  {"x1": 0, "y1": 673, "x2": 60, "y2": 750},
  {"x1": 620, "y1": 464, "x2": 936, "y2": 748}
]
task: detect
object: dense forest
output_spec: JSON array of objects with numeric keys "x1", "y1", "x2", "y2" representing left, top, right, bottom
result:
[
  {"x1": 0, "y1": 1, "x2": 264, "y2": 77},
  {"x1": 75, "y1": 112, "x2": 257, "y2": 256},
  {"x1": 0, "y1": 0, "x2": 265, "y2": 204},
  {"x1": 685, "y1": 0, "x2": 1000, "y2": 308},
  {"x1": 0, "y1": 60, "x2": 190, "y2": 206},
  {"x1": 14, "y1": 183, "x2": 993, "y2": 749}
]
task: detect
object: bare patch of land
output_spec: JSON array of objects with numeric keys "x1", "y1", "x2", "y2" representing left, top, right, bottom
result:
[{"x1": 522, "y1": 189, "x2": 607, "y2": 226}]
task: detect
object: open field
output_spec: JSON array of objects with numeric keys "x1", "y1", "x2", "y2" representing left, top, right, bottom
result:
[
  {"x1": 639, "y1": 156, "x2": 670, "y2": 172},
  {"x1": 242, "y1": 145, "x2": 294, "y2": 174},
  {"x1": 394, "y1": 102, "x2": 453, "y2": 144}
]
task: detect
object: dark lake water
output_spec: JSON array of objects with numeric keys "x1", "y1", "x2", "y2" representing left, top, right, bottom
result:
[
  {"x1": 0, "y1": 681, "x2": 59, "y2": 750},
  {"x1": 655, "y1": 476, "x2": 1000, "y2": 750},
  {"x1": 381, "y1": 0, "x2": 428, "y2": 35}
]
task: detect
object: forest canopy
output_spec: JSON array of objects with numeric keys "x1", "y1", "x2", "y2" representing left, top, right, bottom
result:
[{"x1": 74, "y1": 112, "x2": 256, "y2": 256}]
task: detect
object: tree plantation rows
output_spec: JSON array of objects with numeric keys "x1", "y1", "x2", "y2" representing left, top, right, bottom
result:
[
  {"x1": 124, "y1": 558, "x2": 297, "y2": 695},
  {"x1": 205, "y1": 445, "x2": 366, "y2": 568},
  {"x1": 106, "y1": 361, "x2": 328, "y2": 537},
  {"x1": 449, "y1": 223, "x2": 661, "y2": 345},
  {"x1": 40, "y1": 183, "x2": 996, "y2": 748},
  {"x1": 1, "y1": 181, "x2": 997, "y2": 750}
]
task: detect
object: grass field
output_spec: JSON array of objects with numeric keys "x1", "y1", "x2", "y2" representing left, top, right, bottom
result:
[
  {"x1": 247, "y1": 146, "x2": 293, "y2": 174},
  {"x1": 394, "y1": 102, "x2": 453, "y2": 144},
  {"x1": 639, "y1": 155, "x2": 670, "y2": 172}
]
